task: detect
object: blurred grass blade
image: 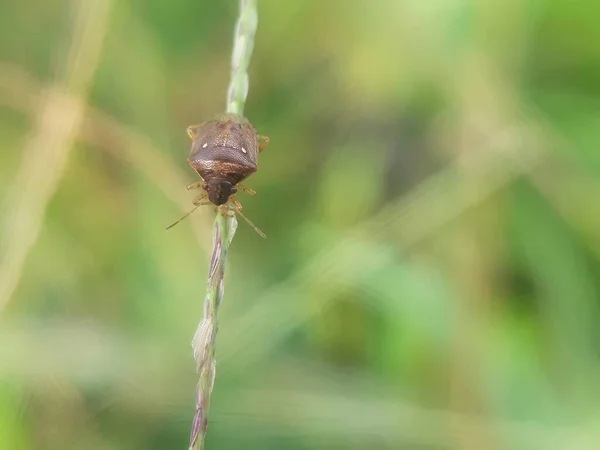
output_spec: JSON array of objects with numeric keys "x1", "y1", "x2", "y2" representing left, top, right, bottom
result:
[{"x1": 0, "y1": 0, "x2": 112, "y2": 312}]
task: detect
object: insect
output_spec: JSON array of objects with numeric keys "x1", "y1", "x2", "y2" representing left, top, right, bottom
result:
[{"x1": 167, "y1": 113, "x2": 269, "y2": 236}]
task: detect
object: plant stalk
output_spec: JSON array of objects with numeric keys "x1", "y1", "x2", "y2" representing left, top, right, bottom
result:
[{"x1": 189, "y1": 0, "x2": 258, "y2": 448}]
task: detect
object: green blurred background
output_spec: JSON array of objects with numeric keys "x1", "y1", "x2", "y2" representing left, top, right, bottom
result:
[{"x1": 1, "y1": 0, "x2": 600, "y2": 449}]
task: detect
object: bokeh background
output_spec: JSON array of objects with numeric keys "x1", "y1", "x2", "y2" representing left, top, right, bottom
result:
[{"x1": 1, "y1": 0, "x2": 600, "y2": 449}]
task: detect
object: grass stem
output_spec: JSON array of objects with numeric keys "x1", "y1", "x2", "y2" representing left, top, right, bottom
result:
[{"x1": 188, "y1": 1, "x2": 258, "y2": 448}]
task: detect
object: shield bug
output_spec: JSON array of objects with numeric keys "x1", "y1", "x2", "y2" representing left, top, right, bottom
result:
[{"x1": 166, "y1": 113, "x2": 269, "y2": 236}]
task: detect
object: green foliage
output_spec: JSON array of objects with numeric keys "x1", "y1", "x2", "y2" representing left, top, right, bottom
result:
[{"x1": 1, "y1": 0, "x2": 600, "y2": 449}]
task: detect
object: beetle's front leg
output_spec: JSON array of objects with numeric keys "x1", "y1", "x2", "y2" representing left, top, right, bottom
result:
[
  {"x1": 166, "y1": 191, "x2": 211, "y2": 230},
  {"x1": 187, "y1": 180, "x2": 207, "y2": 191},
  {"x1": 192, "y1": 191, "x2": 211, "y2": 206},
  {"x1": 227, "y1": 196, "x2": 266, "y2": 238},
  {"x1": 236, "y1": 184, "x2": 256, "y2": 196}
]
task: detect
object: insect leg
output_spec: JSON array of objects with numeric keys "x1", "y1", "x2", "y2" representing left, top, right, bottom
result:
[
  {"x1": 258, "y1": 134, "x2": 269, "y2": 152},
  {"x1": 187, "y1": 125, "x2": 200, "y2": 140},
  {"x1": 192, "y1": 192, "x2": 210, "y2": 206},
  {"x1": 166, "y1": 197, "x2": 211, "y2": 231},
  {"x1": 187, "y1": 181, "x2": 206, "y2": 191},
  {"x1": 236, "y1": 184, "x2": 256, "y2": 196},
  {"x1": 228, "y1": 197, "x2": 266, "y2": 238}
]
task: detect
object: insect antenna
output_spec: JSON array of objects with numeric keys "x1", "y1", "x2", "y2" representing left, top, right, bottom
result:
[
  {"x1": 165, "y1": 204, "x2": 201, "y2": 230},
  {"x1": 235, "y1": 208, "x2": 266, "y2": 239}
]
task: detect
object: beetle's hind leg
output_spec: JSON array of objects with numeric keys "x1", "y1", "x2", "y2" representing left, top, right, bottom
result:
[
  {"x1": 187, "y1": 125, "x2": 200, "y2": 140},
  {"x1": 258, "y1": 134, "x2": 269, "y2": 152}
]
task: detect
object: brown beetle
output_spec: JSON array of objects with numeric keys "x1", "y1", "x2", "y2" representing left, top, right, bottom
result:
[{"x1": 167, "y1": 113, "x2": 269, "y2": 236}]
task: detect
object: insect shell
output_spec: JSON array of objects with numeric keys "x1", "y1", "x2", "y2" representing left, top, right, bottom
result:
[{"x1": 187, "y1": 113, "x2": 261, "y2": 206}]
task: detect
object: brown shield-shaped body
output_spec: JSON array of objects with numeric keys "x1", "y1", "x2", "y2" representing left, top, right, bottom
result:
[{"x1": 187, "y1": 114, "x2": 259, "y2": 205}]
